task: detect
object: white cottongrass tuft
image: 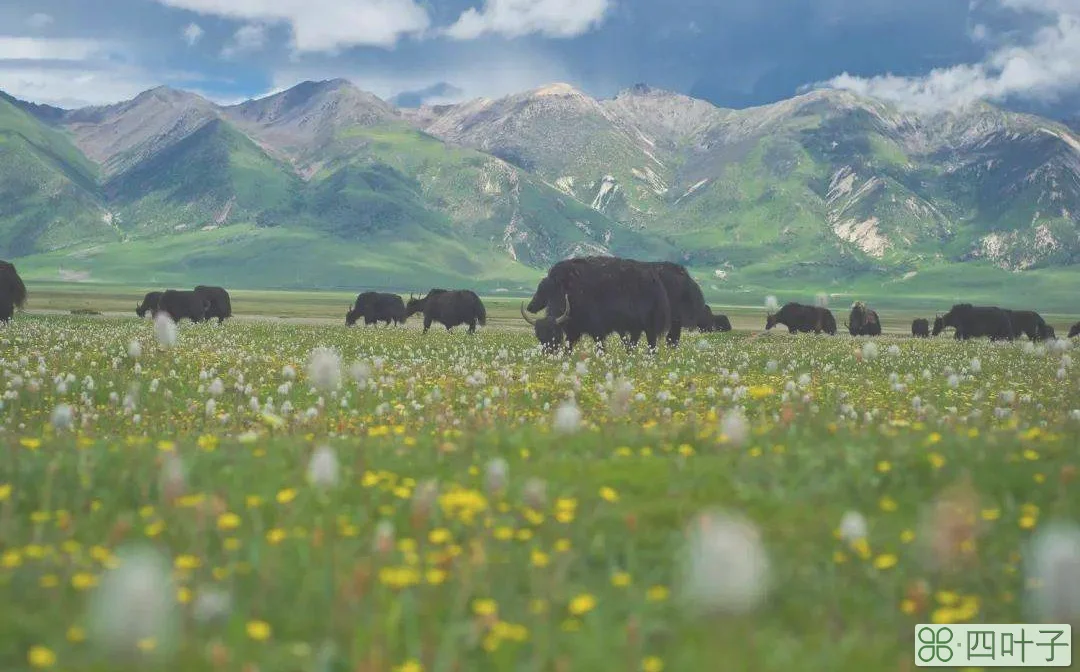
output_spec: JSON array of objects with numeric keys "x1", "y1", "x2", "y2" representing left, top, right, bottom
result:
[
  {"x1": 306, "y1": 445, "x2": 340, "y2": 489},
  {"x1": 282, "y1": 365, "x2": 296, "y2": 381},
  {"x1": 765, "y1": 295, "x2": 779, "y2": 313},
  {"x1": 969, "y1": 358, "x2": 982, "y2": 374},
  {"x1": 159, "y1": 453, "x2": 186, "y2": 502},
  {"x1": 87, "y1": 543, "x2": 179, "y2": 660},
  {"x1": 719, "y1": 407, "x2": 749, "y2": 446},
  {"x1": 306, "y1": 347, "x2": 342, "y2": 392},
  {"x1": 553, "y1": 399, "x2": 582, "y2": 434},
  {"x1": 1024, "y1": 520, "x2": 1080, "y2": 625},
  {"x1": 350, "y1": 360, "x2": 372, "y2": 385},
  {"x1": 862, "y1": 341, "x2": 879, "y2": 360},
  {"x1": 127, "y1": 340, "x2": 142, "y2": 359},
  {"x1": 679, "y1": 509, "x2": 770, "y2": 615},
  {"x1": 192, "y1": 586, "x2": 231, "y2": 625},
  {"x1": 522, "y1": 477, "x2": 547, "y2": 509},
  {"x1": 947, "y1": 374, "x2": 960, "y2": 389},
  {"x1": 484, "y1": 458, "x2": 509, "y2": 494},
  {"x1": 50, "y1": 403, "x2": 73, "y2": 431},
  {"x1": 609, "y1": 378, "x2": 633, "y2": 416},
  {"x1": 838, "y1": 511, "x2": 868, "y2": 543},
  {"x1": 153, "y1": 313, "x2": 177, "y2": 348}
]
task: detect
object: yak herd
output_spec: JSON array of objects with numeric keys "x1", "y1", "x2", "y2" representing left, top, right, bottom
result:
[{"x1": 1, "y1": 257, "x2": 1079, "y2": 351}]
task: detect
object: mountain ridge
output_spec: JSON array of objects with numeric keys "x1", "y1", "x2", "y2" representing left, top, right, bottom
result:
[{"x1": 2, "y1": 79, "x2": 1078, "y2": 293}]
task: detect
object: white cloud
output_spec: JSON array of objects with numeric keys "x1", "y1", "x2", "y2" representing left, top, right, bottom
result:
[
  {"x1": 0, "y1": 66, "x2": 159, "y2": 107},
  {"x1": 222, "y1": 23, "x2": 267, "y2": 57},
  {"x1": 182, "y1": 23, "x2": 205, "y2": 46},
  {"x1": 0, "y1": 37, "x2": 109, "y2": 61},
  {"x1": 152, "y1": 0, "x2": 431, "y2": 51},
  {"x1": 444, "y1": 0, "x2": 613, "y2": 40},
  {"x1": 820, "y1": 0, "x2": 1080, "y2": 112},
  {"x1": 26, "y1": 13, "x2": 54, "y2": 29}
]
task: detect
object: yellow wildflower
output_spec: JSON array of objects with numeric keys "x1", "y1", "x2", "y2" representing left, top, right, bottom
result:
[{"x1": 246, "y1": 620, "x2": 272, "y2": 641}]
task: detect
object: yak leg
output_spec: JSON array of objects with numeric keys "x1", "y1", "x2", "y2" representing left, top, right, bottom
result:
[
  {"x1": 423, "y1": 316, "x2": 432, "y2": 333},
  {"x1": 468, "y1": 321, "x2": 477, "y2": 334},
  {"x1": 667, "y1": 319, "x2": 682, "y2": 347}
]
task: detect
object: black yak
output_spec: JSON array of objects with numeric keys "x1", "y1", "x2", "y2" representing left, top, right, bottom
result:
[
  {"x1": 646, "y1": 261, "x2": 709, "y2": 347},
  {"x1": 0, "y1": 260, "x2": 28, "y2": 322},
  {"x1": 194, "y1": 286, "x2": 232, "y2": 323},
  {"x1": 405, "y1": 289, "x2": 486, "y2": 333},
  {"x1": 765, "y1": 302, "x2": 837, "y2": 335},
  {"x1": 1004, "y1": 309, "x2": 1052, "y2": 341},
  {"x1": 847, "y1": 302, "x2": 882, "y2": 336},
  {"x1": 698, "y1": 306, "x2": 733, "y2": 333},
  {"x1": 157, "y1": 289, "x2": 210, "y2": 323},
  {"x1": 346, "y1": 292, "x2": 406, "y2": 327},
  {"x1": 135, "y1": 291, "x2": 163, "y2": 318},
  {"x1": 521, "y1": 256, "x2": 671, "y2": 353},
  {"x1": 911, "y1": 318, "x2": 930, "y2": 338},
  {"x1": 932, "y1": 304, "x2": 1013, "y2": 341},
  {"x1": 1070, "y1": 322, "x2": 1080, "y2": 338}
]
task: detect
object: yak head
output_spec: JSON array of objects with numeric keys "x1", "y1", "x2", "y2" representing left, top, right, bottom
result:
[
  {"x1": 932, "y1": 315, "x2": 945, "y2": 336},
  {"x1": 521, "y1": 297, "x2": 572, "y2": 353},
  {"x1": 1039, "y1": 323, "x2": 1056, "y2": 341},
  {"x1": 696, "y1": 306, "x2": 715, "y2": 332},
  {"x1": 346, "y1": 294, "x2": 368, "y2": 326},
  {"x1": 405, "y1": 293, "x2": 427, "y2": 318},
  {"x1": 345, "y1": 307, "x2": 360, "y2": 327},
  {"x1": 1069, "y1": 323, "x2": 1080, "y2": 339},
  {"x1": 765, "y1": 312, "x2": 779, "y2": 330},
  {"x1": 136, "y1": 302, "x2": 147, "y2": 318}
]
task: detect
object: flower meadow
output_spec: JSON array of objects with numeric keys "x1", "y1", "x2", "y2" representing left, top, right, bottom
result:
[{"x1": 2, "y1": 314, "x2": 1080, "y2": 671}]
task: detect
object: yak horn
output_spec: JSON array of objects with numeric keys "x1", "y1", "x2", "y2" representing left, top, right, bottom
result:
[
  {"x1": 555, "y1": 295, "x2": 572, "y2": 325},
  {"x1": 520, "y1": 302, "x2": 538, "y2": 326}
]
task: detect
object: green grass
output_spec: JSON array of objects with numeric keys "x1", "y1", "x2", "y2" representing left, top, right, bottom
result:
[{"x1": 1, "y1": 315, "x2": 1079, "y2": 671}]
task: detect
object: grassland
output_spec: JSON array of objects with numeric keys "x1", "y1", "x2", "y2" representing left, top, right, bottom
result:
[{"x1": 1, "y1": 312, "x2": 1079, "y2": 671}]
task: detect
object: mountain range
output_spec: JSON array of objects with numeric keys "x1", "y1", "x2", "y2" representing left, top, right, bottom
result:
[{"x1": 1, "y1": 78, "x2": 1078, "y2": 304}]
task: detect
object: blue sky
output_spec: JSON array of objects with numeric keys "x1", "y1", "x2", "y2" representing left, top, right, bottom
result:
[{"x1": 0, "y1": 0, "x2": 1078, "y2": 116}]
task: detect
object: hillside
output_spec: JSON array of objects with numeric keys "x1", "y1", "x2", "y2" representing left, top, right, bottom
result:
[{"x1": 1, "y1": 79, "x2": 1078, "y2": 297}]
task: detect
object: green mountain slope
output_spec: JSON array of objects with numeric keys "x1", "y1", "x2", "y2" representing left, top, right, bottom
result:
[
  {"x1": 103, "y1": 118, "x2": 298, "y2": 235},
  {"x1": 0, "y1": 96, "x2": 116, "y2": 256},
  {"x1": 1, "y1": 80, "x2": 1078, "y2": 297}
]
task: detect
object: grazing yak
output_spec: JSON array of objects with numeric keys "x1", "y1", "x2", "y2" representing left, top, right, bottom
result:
[
  {"x1": 346, "y1": 292, "x2": 406, "y2": 327},
  {"x1": 911, "y1": 318, "x2": 930, "y2": 338},
  {"x1": 847, "y1": 302, "x2": 882, "y2": 336},
  {"x1": 405, "y1": 289, "x2": 486, "y2": 333},
  {"x1": 157, "y1": 289, "x2": 211, "y2": 323},
  {"x1": 0, "y1": 260, "x2": 28, "y2": 322},
  {"x1": 1003, "y1": 309, "x2": 1052, "y2": 341},
  {"x1": 646, "y1": 261, "x2": 709, "y2": 347},
  {"x1": 136, "y1": 291, "x2": 163, "y2": 318},
  {"x1": 765, "y1": 302, "x2": 837, "y2": 335},
  {"x1": 1070, "y1": 322, "x2": 1080, "y2": 338},
  {"x1": 697, "y1": 306, "x2": 733, "y2": 333},
  {"x1": 933, "y1": 304, "x2": 1013, "y2": 341},
  {"x1": 194, "y1": 285, "x2": 232, "y2": 323},
  {"x1": 521, "y1": 256, "x2": 671, "y2": 353}
]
